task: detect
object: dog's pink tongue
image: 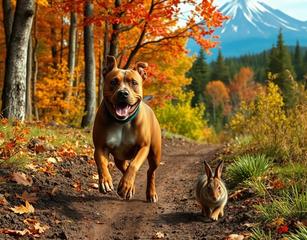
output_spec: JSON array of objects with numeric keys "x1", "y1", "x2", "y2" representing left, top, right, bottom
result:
[{"x1": 116, "y1": 105, "x2": 130, "y2": 117}]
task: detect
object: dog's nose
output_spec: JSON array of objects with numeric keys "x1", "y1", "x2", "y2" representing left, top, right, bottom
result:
[{"x1": 117, "y1": 90, "x2": 129, "y2": 100}]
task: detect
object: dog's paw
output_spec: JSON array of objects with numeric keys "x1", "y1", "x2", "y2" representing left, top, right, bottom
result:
[
  {"x1": 117, "y1": 177, "x2": 135, "y2": 200},
  {"x1": 99, "y1": 175, "x2": 114, "y2": 194},
  {"x1": 146, "y1": 192, "x2": 158, "y2": 203}
]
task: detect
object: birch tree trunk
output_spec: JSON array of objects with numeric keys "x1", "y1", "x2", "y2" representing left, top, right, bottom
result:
[
  {"x1": 81, "y1": 0, "x2": 96, "y2": 128},
  {"x1": 67, "y1": 11, "x2": 77, "y2": 100},
  {"x1": 1, "y1": 0, "x2": 35, "y2": 120},
  {"x1": 26, "y1": 37, "x2": 33, "y2": 121}
]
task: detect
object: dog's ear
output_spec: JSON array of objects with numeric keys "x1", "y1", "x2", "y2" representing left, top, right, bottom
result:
[
  {"x1": 103, "y1": 55, "x2": 117, "y2": 76},
  {"x1": 134, "y1": 62, "x2": 148, "y2": 80}
]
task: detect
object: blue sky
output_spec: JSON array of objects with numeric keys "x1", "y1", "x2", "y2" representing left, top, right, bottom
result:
[{"x1": 215, "y1": 0, "x2": 307, "y2": 21}]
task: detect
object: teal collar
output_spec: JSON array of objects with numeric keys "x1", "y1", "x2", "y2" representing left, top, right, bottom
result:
[{"x1": 104, "y1": 102, "x2": 140, "y2": 124}]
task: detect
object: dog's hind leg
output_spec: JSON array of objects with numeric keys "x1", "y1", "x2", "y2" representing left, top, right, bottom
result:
[{"x1": 146, "y1": 148, "x2": 161, "y2": 203}]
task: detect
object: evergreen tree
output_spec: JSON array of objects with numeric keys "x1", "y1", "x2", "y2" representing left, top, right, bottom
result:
[
  {"x1": 267, "y1": 30, "x2": 297, "y2": 108},
  {"x1": 293, "y1": 41, "x2": 304, "y2": 82},
  {"x1": 210, "y1": 50, "x2": 230, "y2": 84},
  {"x1": 186, "y1": 49, "x2": 209, "y2": 106}
]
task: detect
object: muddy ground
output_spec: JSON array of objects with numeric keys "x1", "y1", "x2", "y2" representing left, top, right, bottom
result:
[{"x1": 0, "y1": 137, "x2": 257, "y2": 240}]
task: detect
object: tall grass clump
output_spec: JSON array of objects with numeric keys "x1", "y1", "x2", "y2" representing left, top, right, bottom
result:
[
  {"x1": 256, "y1": 186, "x2": 307, "y2": 221},
  {"x1": 227, "y1": 154, "x2": 271, "y2": 186},
  {"x1": 229, "y1": 81, "x2": 307, "y2": 162},
  {"x1": 285, "y1": 227, "x2": 307, "y2": 240},
  {"x1": 250, "y1": 228, "x2": 272, "y2": 240}
]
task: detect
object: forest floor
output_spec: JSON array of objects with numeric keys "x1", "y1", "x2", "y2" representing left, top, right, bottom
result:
[{"x1": 0, "y1": 133, "x2": 258, "y2": 240}]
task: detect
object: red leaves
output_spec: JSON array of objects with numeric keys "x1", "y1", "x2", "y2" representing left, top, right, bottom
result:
[{"x1": 277, "y1": 225, "x2": 289, "y2": 234}]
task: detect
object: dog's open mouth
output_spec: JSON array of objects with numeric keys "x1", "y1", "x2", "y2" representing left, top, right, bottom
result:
[{"x1": 114, "y1": 101, "x2": 140, "y2": 120}]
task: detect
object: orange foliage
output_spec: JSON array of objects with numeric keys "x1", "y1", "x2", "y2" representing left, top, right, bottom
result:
[
  {"x1": 229, "y1": 67, "x2": 262, "y2": 108},
  {"x1": 36, "y1": 63, "x2": 84, "y2": 125}
]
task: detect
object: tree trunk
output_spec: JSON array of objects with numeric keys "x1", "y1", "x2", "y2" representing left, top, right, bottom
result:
[
  {"x1": 2, "y1": 0, "x2": 14, "y2": 48},
  {"x1": 1, "y1": 0, "x2": 35, "y2": 120},
  {"x1": 60, "y1": 16, "x2": 64, "y2": 64},
  {"x1": 81, "y1": 0, "x2": 96, "y2": 128},
  {"x1": 32, "y1": 7, "x2": 39, "y2": 120},
  {"x1": 26, "y1": 36, "x2": 33, "y2": 121},
  {"x1": 98, "y1": 21, "x2": 110, "y2": 105},
  {"x1": 109, "y1": 0, "x2": 121, "y2": 58},
  {"x1": 67, "y1": 11, "x2": 77, "y2": 100}
]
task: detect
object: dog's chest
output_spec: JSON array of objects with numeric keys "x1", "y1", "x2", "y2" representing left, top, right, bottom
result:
[{"x1": 106, "y1": 124, "x2": 137, "y2": 153}]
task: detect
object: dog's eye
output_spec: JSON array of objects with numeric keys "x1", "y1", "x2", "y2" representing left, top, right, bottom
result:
[
  {"x1": 131, "y1": 80, "x2": 138, "y2": 86},
  {"x1": 110, "y1": 78, "x2": 118, "y2": 87}
]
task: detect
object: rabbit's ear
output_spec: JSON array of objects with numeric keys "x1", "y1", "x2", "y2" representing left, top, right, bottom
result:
[
  {"x1": 204, "y1": 161, "x2": 213, "y2": 179},
  {"x1": 214, "y1": 160, "x2": 224, "y2": 179}
]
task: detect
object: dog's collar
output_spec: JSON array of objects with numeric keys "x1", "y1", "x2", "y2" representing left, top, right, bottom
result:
[{"x1": 104, "y1": 101, "x2": 140, "y2": 124}]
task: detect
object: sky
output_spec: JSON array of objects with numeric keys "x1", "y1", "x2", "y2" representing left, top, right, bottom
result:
[{"x1": 215, "y1": 0, "x2": 307, "y2": 21}]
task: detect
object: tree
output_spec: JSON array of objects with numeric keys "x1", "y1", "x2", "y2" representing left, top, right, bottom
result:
[
  {"x1": 97, "y1": 0, "x2": 227, "y2": 68},
  {"x1": 186, "y1": 49, "x2": 209, "y2": 106},
  {"x1": 81, "y1": 0, "x2": 96, "y2": 128},
  {"x1": 267, "y1": 30, "x2": 297, "y2": 108},
  {"x1": 293, "y1": 41, "x2": 304, "y2": 82},
  {"x1": 205, "y1": 80, "x2": 230, "y2": 131},
  {"x1": 210, "y1": 50, "x2": 229, "y2": 84},
  {"x1": 229, "y1": 67, "x2": 261, "y2": 110},
  {"x1": 2, "y1": 0, "x2": 14, "y2": 49},
  {"x1": 1, "y1": 0, "x2": 35, "y2": 120}
]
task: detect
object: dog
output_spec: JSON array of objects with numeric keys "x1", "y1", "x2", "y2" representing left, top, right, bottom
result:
[{"x1": 92, "y1": 56, "x2": 161, "y2": 202}]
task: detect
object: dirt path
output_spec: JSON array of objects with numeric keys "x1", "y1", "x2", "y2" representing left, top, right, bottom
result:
[{"x1": 0, "y1": 138, "x2": 255, "y2": 240}]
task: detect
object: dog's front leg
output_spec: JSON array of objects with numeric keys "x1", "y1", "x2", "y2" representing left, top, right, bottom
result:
[
  {"x1": 94, "y1": 148, "x2": 114, "y2": 194},
  {"x1": 117, "y1": 146, "x2": 149, "y2": 200}
]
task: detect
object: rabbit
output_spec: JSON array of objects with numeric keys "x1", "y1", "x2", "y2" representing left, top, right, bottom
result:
[{"x1": 195, "y1": 160, "x2": 228, "y2": 221}]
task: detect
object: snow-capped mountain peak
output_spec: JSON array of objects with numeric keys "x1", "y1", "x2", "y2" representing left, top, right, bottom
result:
[
  {"x1": 219, "y1": 0, "x2": 307, "y2": 39},
  {"x1": 187, "y1": 0, "x2": 307, "y2": 59}
]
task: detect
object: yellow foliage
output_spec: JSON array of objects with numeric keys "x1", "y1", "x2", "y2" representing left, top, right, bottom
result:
[
  {"x1": 36, "y1": 63, "x2": 84, "y2": 125},
  {"x1": 229, "y1": 81, "x2": 307, "y2": 162},
  {"x1": 155, "y1": 92, "x2": 213, "y2": 141}
]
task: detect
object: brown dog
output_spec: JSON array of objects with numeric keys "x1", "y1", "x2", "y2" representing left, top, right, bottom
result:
[{"x1": 92, "y1": 56, "x2": 161, "y2": 202}]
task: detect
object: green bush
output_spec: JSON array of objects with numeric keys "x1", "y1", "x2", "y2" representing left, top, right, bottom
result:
[
  {"x1": 155, "y1": 92, "x2": 213, "y2": 141},
  {"x1": 227, "y1": 154, "x2": 271, "y2": 186}
]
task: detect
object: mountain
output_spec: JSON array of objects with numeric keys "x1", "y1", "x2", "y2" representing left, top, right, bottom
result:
[{"x1": 187, "y1": 0, "x2": 307, "y2": 59}]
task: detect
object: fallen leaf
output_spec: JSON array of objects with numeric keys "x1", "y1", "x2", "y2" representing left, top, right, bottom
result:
[
  {"x1": 268, "y1": 217, "x2": 285, "y2": 228},
  {"x1": 72, "y1": 181, "x2": 82, "y2": 192},
  {"x1": 243, "y1": 222, "x2": 258, "y2": 228},
  {"x1": 225, "y1": 234, "x2": 244, "y2": 240},
  {"x1": 0, "y1": 228, "x2": 30, "y2": 236},
  {"x1": 153, "y1": 231, "x2": 165, "y2": 239},
  {"x1": 11, "y1": 172, "x2": 33, "y2": 186},
  {"x1": 92, "y1": 174, "x2": 99, "y2": 180},
  {"x1": 25, "y1": 163, "x2": 37, "y2": 171},
  {"x1": 0, "y1": 194, "x2": 9, "y2": 206},
  {"x1": 24, "y1": 218, "x2": 49, "y2": 234},
  {"x1": 46, "y1": 157, "x2": 57, "y2": 164},
  {"x1": 277, "y1": 225, "x2": 289, "y2": 234},
  {"x1": 10, "y1": 201, "x2": 35, "y2": 214},
  {"x1": 88, "y1": 182, "x2": 99, "y2": 189},
  {"x1": 38, "y1": 162, "x2": 56, "y2": 175},
  {"x1": 16, "y1": 191, "x2": 38, "y2": 203}
]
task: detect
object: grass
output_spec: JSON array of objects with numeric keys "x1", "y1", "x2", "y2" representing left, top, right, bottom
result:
[
  {"x1": 0, "y1": 121, "x2": 92, "y2": 169},
  {"x1": 286, "y1": 227, "x2": 307, "y2": 240},
  {"x1": 226, "y1": 154, "x2": 271, "y2": 186},
  {"x1": 256, "y1": 186, "x2": 307, "y2": 221},
  {"x1": 250, "y1": 228, "x2": 272, "y2": 240}
]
